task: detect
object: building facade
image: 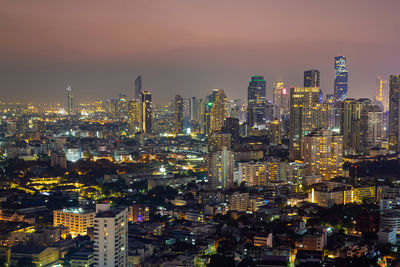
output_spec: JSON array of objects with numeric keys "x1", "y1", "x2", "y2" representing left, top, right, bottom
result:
[
  {"x1": 53, "y1": 208, "x2": 95, "y2": 237},
  {"x1": 174, "y1": 95, "x2": 184, "y2": 134},
  {"x1": 94, "y1": 206, "x2": 128, "y2": 267},
  {"x1": 247, "y1": 75, "x2": 266, "y2": 129},
  {"x1": 389, "y1": 75, "x2": 400, "y2": 151},
  {"x1": 303, "y1": 129, "x2": 343, "y2": 180},
  {"x1": 140, "y1": 91, "x2": 152, "y2": 133},
  {"x1": 334, "y1": 56, "x2": 348, "y2": 102},
  {"x1": 289, "y1": 87, "x2": 321, "y2": 160}
]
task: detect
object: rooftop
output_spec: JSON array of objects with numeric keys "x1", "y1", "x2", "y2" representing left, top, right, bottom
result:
[{"x1": 59, "y1": 207, "x2": 94, "y2": 214}]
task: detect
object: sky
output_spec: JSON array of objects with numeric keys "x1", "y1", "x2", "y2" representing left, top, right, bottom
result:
[{"x1": 1, "y1": 0, "x2": 400, "y2": 104}]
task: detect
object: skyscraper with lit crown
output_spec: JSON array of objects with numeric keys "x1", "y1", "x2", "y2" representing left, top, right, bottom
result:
[
  {"x1": 66, "y1": 85, "x2": 73, "y2": 116},
  {"x1": 375, "y1": 74, "x2": 389, "y2": 112},
  {"x1": 334, "y1": 56, "x2": 348, "y2": 102},
  {"x1": 273, "y1": 81, "x2": 286, "y2": 120}
]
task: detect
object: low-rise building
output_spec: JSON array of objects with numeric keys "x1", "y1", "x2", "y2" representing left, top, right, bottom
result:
[
  {"x1": 70, "y1": 251, "x2": 94, "y2": 267},
  {"x1": 10, "y1": 245, "x2": 59, "y2": 267}
]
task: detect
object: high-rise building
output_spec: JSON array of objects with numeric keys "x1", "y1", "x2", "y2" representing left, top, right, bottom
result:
[
  {"x1": 108, "y1": 99, "x2": 118, "y2": 116},
  {"x1": 389, "y1": 75, "x2": 400, "y2": 151},
  {"x1": 210, "y1": 89, "x2": 227, "y2": 133},
  {"x1": 117, "y1": 93, "x2": 128, "y2": 117},
  {"x1": 174, "y1": 95, "x2": 183, "y2": 135},
  {"x1": 208, "y1": 146, "x2": 234, "y2": 190},
  {"x1": 229, "y1": 192, "x2": 249, "y2": 212},
  {"x1": 66, "y1": 85, "x2": 73, "y2": 116},
  {"x1": 303, "y1": 129, "x2": 343, "y2": 180},
  {"x1": 140, "y1": 91, "x2": 152, "y2": 133},
  {"x1": 280, "y1": 87, "x2": 290, "y2": 118},
  {"x1": 128, "y1": 100, "x2": 140, "y2": 134},
  {"x1": 189, "y1": 97, "x2": 204, "y2": 133},
  {"x1": 94, "y1": 206, "x2": 128, "y2": 267},
  {"x1": 359, "y1": 99, "x2": 383, "y2": 153},
  {"x1": 203, "y1": 95, "x2": 213, "y2": 134},
  {"x1": 273, "y1": 82, "x2": 285, "y2": 120},
  {"x1": 266, "y1": 158, "x2": 287, "y2": 182},
  {"x1": 304, "y1": 70, "x2": 320, "y2": 88},
  {"x1": 269, "y1": 120, "x2": 282, "y2": 145},
  {"x1": 335, "y1": 98, "x2": 383, "y2": 155},
  {"x1": 289, "y1": 87, "x2": 321, "y2": 160},
  {"x1": 135, "y1": 75, "x2": 142, "y2": 101},
  {"x1": 334, "y1": 56, "x2": 348, "y2": 102},
  {"x1": 208, "y1": 132, "x2": 232, "y2": 153},
  {"x1": 334, "y1": 99, "x2": 361, "y2": 155},
  {"x1": 265, "y1": 101, "x2": 274, "y2": 122},
  {"x1": 247, "y1": 75, "x2": 266, "y2": 129},
  {"x1": 238, "y1": 162, "x2": 267, "y2": 186},
  {"x1": 375, "y1": 75, "x2": 389, "y2": 112},
  {"x1": 189, "y1": 97, "x2": 202, "y2": 123},
  {"x1": 221, "y1": 117, "x2": 240, "y2": 142}
]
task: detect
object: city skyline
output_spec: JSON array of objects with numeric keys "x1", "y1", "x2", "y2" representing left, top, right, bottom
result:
[
  {"x1": 2, "y1": 2, "x2": 400, "y2": 266},
  {"x1": 1, "y1": 1, "x2": 400, "y2": 103}
]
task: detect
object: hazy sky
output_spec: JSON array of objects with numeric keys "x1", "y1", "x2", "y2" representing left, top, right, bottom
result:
[{"x1": 1, "y1": 0, "x2": 400, "y2": 104}]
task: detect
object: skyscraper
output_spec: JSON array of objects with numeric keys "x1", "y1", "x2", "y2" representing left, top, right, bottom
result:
[
  {"x1": 140, "y1": 91, "x2": 152, "y2": 133},
  {"x1": 303, "y1": 129, "x2": 343, "y2": 180},
  {"x1": 117, "y1": 93, "x2": 128, "y2": 117},
  {"x1": 221, "y1": 117, "x2": 240, "y2": 142},
  {"x1": 359, "y1": 99, "x2": 383, "y2": 153},
  {"x1": 66, "y1": 85, "x2": 73, "y2": 116},
  {"x1": 208, "y1": 132, "x2": 232, "y2": 153},
  {"x1": 375, "y1": 75, "x2": 389, "y2": 112},
  {"x1": 189, "y1": 97, "x2": 204, "y2": 133},
  {"x1": 238, "y1": 162, "x2": 267, "y2": 186},
  {"x1": 269, "y1": 120, "x2": 282, "y2": 145},
  {"x1": 334, "y1": 99, "x2": 361, "y2": 155},
  {"x1": 174, "y1": 95, "x2": 183, "y2": 135},
  {"x1": 94, "y1": 206, "x2": 128, "y2": 267},
  {"x1": 135, "y1": 75, "x2": 142, "y2": 101},
  {"x1": 273, "y1": 82, "x2": 286, "y2": 120},
  {"x1": 247, "y1": 75, "x2": 266, "y2": 129},
  {"x1": 209, "y1": 89, "x2": 227, "y2": 133},
  {"x1": 128, "y1": 100, "x2": 140, "y2": 134},
  {"x1": 289, "y1": 87, "x2": 321, "y2": 160},
  {"x1": 304, "y1": 70, "x2": 320, "y2": 88},
  {"x1": 334, "y1": 56, "x2": 348, "y2": 102},
  {"x1": 389, "y1": 75, "x2": 400, "y2": 151},
  {"x1": 208, "y1": 146, "x2": 234, "y2": 190}
]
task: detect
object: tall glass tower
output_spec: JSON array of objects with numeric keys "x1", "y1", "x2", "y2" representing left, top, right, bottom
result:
[
  {"x1": 135, "y1": 75, "x2": 142, "y2": 101},
  {"x1": 66, "y1": 85, "x2": 73, "y2": 116},
  {"x1": 247, "y1": 75, "x2": 266, "y2": 129},
  {"x1": 389, "y1": 75, "x2": 400, "y2": 152},
  {"x1": 334, "y1": 56, "x2": 348, "y2": 102},
  {"x1": 140, "y1": 91, "x2": 152, "y2": 133}
]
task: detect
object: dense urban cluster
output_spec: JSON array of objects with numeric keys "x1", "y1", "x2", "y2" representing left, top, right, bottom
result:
[{"x1": 1, "y1": 57, "x2": 400, "y2": 267}]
